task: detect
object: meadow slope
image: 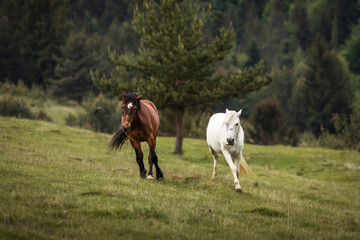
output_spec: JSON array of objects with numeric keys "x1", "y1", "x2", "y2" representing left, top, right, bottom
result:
[{"x1": 0, "y1": 117, "x2": 359, "y2": 239}]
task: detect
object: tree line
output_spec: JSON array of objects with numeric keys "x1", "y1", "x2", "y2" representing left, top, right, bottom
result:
[{"x1": 1, "y1": 0, "x2": 359, "y2": 151}]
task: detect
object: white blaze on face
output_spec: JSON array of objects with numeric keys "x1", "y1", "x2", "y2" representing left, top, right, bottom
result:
[{"x1": 127, "y1": 102, "x2": 133, "y2": 109}]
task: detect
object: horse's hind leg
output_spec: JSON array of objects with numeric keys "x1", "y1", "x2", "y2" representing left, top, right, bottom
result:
[
  {"x1": 235, "y1": 156, "x2": 240, "y2": 178},
  {"x1": 147, "y1": 154, "x2": 154, "y2": 180},
  {"x1": 209, "y1": 146, "x2": 218, "y2": 180}
]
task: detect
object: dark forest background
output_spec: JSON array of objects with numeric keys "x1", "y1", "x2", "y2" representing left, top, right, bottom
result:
[{"x1": 1, "y1": 0, "x2": 360, "y2": 149}]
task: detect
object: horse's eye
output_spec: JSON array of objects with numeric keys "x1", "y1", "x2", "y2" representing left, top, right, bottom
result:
[{"x1": 235, "y1": 123, "x2": 239, "y2": 127}]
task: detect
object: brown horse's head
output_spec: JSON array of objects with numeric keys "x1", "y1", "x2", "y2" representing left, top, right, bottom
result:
[{"x1": 121, "y1": 90, "x2": 143, "y2": 133}]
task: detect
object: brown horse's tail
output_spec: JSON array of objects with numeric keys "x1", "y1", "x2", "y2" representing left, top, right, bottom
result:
[{"x1": 109, "y1": 128, "x2": 128, "y2": 151}]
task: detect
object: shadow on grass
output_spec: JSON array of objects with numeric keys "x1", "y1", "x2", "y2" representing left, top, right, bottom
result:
[{"x1": 248, "y1": 207, "x2": 286, "y2": 217}]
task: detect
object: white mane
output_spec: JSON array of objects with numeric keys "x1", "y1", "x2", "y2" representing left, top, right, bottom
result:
[{"x1": 223, "y1": 110, "x2": 239, "y2": 126}]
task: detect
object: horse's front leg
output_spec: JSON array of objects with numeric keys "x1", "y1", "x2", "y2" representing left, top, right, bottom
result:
[
  {"x1": 130, "y1": 139, "x2": 147, "y2": 178},
  {"x1": 151, "y1": 148, "x2": 163, "y2": 180},
  {"x1": 146, "y1": 140, "x2": 163, "y2": 180},
  {"x1": 222, "y1": 148, "x2": 242, "y2": 193}
]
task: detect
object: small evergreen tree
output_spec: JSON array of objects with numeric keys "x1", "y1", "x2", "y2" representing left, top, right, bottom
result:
[
  {"x1": 290, "y1": 0, "x2": 311, "y2": 51},
  {"x1": 303, "y1": 35, "x2": 351, "y2": 136},
  {"x1": 245, "y1": 38, "x2": 261, "y2": 68},
  {"x1": 342, "y1": 24, "x2": 360, "y2": 75},
  {"x1": 330, "y1": 0, "x2": 360, "y2": 46},
  {"x1": 269, "y1": 66, "x2": 296, "y2": 112},
  {"x1": 307, "y1": 0, "x2": 332, "y2": 43},
  {"x1": 93, "y1": 0, "x2": 271, "y2": 154},
  {"x1": 288, "y1": 63, "x2": 308, "y2": 131},
  {"x1": 52, "y1": 31, "x2": 107, "y2": 103}
]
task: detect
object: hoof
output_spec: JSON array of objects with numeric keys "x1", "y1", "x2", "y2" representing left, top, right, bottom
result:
[
  {"x1": 156, "y1": 171, "x2": 163, "y2": 180},
  {"x1": 211, "y1": 172, "x2": 217, "y2": 180},
  {"x1": 140, "y1": 169, "x2": 147, "y2": 178},
  {"x1": 235, "y1": 188, "x2": 243, "y2": 194},
  {"x1": 147, "y1": 175, "x2": 154, "y2": 180}
]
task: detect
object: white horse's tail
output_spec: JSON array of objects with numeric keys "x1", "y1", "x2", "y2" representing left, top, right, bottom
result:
[{"x1": 240, "y1": 156, "x2": 249, "y2": 176}]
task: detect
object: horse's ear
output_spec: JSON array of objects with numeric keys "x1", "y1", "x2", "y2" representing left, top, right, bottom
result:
[
  {"x1": 122, "y1": 90, "x2": 127, "y2": 99},
  {"x1": 136, "y1": 94, "x2": 144, "y2": 100},
  {"x1": 226, "y1": 108, "x2": 229, "y2": 114},
  {"x1": 237, "y1": 109, "x2": 242, "y2": 118}
]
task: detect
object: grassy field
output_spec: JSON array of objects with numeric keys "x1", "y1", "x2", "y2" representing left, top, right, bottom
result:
[
  {"x1": 0, "y1": 117, "x2": 359, "y2": 239},
  {"x1": 34, "y1": 99, "x2": 86, "y2": 126}
]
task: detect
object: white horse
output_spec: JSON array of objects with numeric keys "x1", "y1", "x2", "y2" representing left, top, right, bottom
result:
[{"x1": 206, "y1": 109, "x2": 249, "y2": 193}]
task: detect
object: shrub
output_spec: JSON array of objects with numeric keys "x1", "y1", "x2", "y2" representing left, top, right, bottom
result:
[
  {"x1": 298, "y1": 131, "x2": 318, "y2": 148},
  {"x1": 65, "y1": 94, "x2": 121, "y2": 133},
  {"x1": 318, "y1": 114, "x2": 360, "y2": 150},
  {"x1": 0, "y1": 97, "x2": 34, "y2": 119},
  {"x1": 83, "y1": 95, "x2": 121, "y2": 133},
  {"x1": 65, "y1": 113, "x2": 78, "y2": 126},
  {"x1": 36, "y1": 109, "x2": 53, "y2": 122},
  {"x1": 0, "y1": 80, "x2": 28, "y2": 96},
  {"x1": 0, "y1": 80, "x2": 48, "y2": 108},
  {"x1": 299, "y1": 114, "x2": 360, "y2": 151},
  {"x1": 248, "y1": 98, "x2": 298, "y2": 146},
  {"x1": 28, "y1": 84, "x2": 47, "y2": 107}
]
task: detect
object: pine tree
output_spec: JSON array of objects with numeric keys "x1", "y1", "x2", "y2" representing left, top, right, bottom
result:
[
  {"x1": 93, "y1": 0, "x2": 271, "y2": 154},
  {"x1": 342, "y1": 23, "x2": 360, "y2": 75},
  {"x1": 290, "y1": 0, "x2": 311, "y2": 51},
  {"x1": 245, "y1": 38, "x2": 261, "y2": 68},
  {"x1": 261, "y1": 0, "x2": 290, "y2": 71},
  {"x1": 0, "y1": 16, "x2": 27, "y2": 83},
  {"x1": 0, "y1": 0, "x2": 68, "y2": 86},
  {"x1": 308, "y1": 0, "x2": 332, "y2": 43},
  {"x1": 52, "y1": 31, "x2": 105, "y2": 103},
  {"x1": 303, "y1": 35, "x2": 351, "y2": 136},
  {"x1": 210, "y1": 0, "x2": 227, "y2": 37},
  {"x1": 331, "y1": 0, "x2": 360, "y2": 46}
]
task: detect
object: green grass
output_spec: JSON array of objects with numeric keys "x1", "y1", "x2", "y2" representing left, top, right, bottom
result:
[
  {"x1": 30, "y1": 99, "x2": 86, "y2": 125},
  {"x1": 0, "y1": 117, "x2": 359, "y2": 239},
  {"x1": 43, "y1": 101, "x2": 86, "y2": 125}
]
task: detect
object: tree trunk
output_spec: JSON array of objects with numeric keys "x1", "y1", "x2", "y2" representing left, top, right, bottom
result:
[{"x1": 174, "y1": 107, "x2": 184, "y2": 154}]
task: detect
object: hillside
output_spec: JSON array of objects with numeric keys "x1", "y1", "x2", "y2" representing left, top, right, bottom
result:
[{"x1": 0, "y1": 117, "x2": 359, "y2": 239}]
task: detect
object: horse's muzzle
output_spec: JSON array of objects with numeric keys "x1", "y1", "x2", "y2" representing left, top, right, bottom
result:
[
  {"x1": 123, "y1": 125, "x2": 131, "y2": 133},
  {"x1": 227, "y1": 138, "x2": 234, "y2": 146}
]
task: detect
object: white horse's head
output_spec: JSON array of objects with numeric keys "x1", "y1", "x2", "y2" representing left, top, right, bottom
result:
[{"x1": 223, "y1": 109, "x2": 242, "y2": 146}]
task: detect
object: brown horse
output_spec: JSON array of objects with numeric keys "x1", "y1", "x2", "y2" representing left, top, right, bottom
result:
[{"x1": 110, "y1": 90, "x2": 163, "y2": 180}]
